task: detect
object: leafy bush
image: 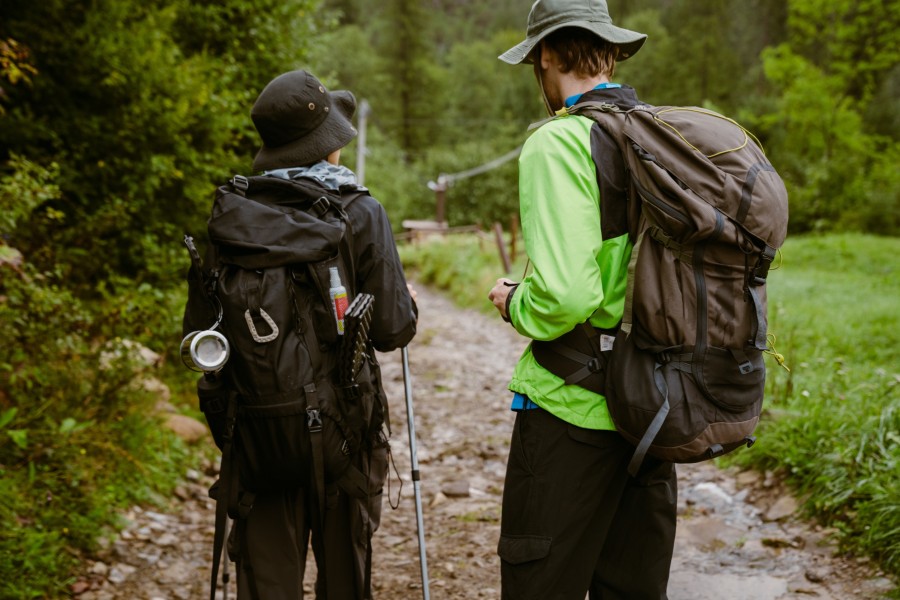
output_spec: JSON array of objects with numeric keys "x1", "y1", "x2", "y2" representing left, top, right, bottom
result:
[
  {"x1": 0, "y1": 0, "x2": 321, "y2": 298},
  {"x1": 0, "y1": 274, "x2": 192, "y2": 597},
  {"x1": 0, "y1": 155, "x2": 192, "y2": 599}
]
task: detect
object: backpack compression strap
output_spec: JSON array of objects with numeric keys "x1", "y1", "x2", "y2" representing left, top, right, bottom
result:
[
  {"x1": 305, "y1": 382, "x2": 328, "y2": 535},
  {"x1": 627, "y1": 360, "x2": 672, "y2": 476}
]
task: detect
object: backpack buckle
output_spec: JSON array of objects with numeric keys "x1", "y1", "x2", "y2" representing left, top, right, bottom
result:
[
  {"x1": 586, "y1": 357, "x2": 602, "y2": 374},
  {"x1": 311, "y1": 196, "x2": 331, "y2": 218},
  {"x1": 306, "y1": 408, "x2": 323, "y2": 433},
  {"x1": 231, "y1": 174, "x2": 249, "y2": 195},
  {"x1": 750, "y1": 245, "x2": 776, "y2": 286}
]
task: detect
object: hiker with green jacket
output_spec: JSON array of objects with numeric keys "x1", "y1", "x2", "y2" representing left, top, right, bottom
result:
[{"x1": 488, "y1": 1, "x2": 677, "y2": 598}]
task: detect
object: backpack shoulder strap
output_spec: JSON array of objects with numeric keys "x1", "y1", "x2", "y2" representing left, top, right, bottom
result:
[
  {"x1": 567, "y1": 102, "x2": 633, "y2": 143},
  {"x1": 335, "y1": 190, "x2": 368, "y2": 294}
]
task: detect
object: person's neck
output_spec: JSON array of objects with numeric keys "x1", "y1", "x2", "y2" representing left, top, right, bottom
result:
[{"x1": 559, "y1": 73, "x2": 610, "y2": 101}]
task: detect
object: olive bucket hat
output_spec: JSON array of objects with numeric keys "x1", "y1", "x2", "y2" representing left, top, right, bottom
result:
[
  {"x1": 499, "y1": 0, "x2": 647, "y2": 65},
  {"x1": 250, "y1": 70, "x2": 357, "y2": 172}
]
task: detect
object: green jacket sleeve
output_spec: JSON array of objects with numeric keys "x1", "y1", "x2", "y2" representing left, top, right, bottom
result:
[{"x1": 508, "y1": 116, "x2": 605, "y2": 341}]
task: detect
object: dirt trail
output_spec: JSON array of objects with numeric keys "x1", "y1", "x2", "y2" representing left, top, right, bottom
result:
[{"x1": 75, "y1": 284, "x2": 896, "y2": 599}]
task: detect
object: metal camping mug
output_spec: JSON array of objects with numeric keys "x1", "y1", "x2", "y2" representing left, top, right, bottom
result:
[{"x1": 180, "y1": 329, "x2": 230, "y2": 373}]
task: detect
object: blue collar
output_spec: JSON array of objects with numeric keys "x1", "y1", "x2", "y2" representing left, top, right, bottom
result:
[{"x1": 565, "y1": 82, "x2": 623, "y2": 108}]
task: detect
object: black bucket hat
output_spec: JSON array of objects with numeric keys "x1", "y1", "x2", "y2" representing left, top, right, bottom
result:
[
  {"x1": 250, "y1": 70, "x2": 357, "y2": 172},
  {"x1": 499, "y1": 0, "x2": 647, "y2": 65}
]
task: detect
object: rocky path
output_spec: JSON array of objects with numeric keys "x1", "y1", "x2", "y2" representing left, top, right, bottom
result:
[{"x1": 75, "y1": 284, "x2": 897, "y2": 599}]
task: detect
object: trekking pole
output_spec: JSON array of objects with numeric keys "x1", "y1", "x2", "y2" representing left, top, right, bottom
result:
[{"x1": 401, "y1": 346, "x2": 430, "y2": 600}]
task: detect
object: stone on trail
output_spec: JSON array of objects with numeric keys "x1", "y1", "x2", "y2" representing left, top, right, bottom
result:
[
  {"x1": 442, "y1": 479, "x2": 471, "y2": 498},
  {"x1": 668, "y1": 571, "x2": 787, "y2": 600},
  {"x1": 164, "y1": 413, "x2": 208, "y2": 443},
  {"x1": 764, "y1": 495, "x2": 799, "y2": 522}
]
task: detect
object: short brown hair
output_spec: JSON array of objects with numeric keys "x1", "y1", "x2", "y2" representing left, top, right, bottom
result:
[{"x1": 543, "y1": 27, "x2": 618, "y2": 79}]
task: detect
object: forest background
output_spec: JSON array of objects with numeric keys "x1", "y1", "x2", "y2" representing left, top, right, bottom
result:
[{"x1": 1, "y1": 0, "x2": 899, "y2": 597}]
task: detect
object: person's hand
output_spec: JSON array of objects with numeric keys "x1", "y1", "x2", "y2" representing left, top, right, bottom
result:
[
  {"x1": 407, "y1": 283, "x2": 418, "y2": 303},
  {"x1": 488, "y1": 278, "x2": 518, "y2": 320}
]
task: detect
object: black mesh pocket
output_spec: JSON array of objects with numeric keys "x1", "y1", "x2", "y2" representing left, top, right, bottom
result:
[{"x1": 236, "y1": 400, "x2": 312, "y2": 492}]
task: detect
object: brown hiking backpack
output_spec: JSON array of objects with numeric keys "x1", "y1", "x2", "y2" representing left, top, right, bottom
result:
[{"x1": 543, "y1": 102, "x2": 789, "y2": 475}]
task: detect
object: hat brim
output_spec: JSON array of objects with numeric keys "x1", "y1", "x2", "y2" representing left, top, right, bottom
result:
[
  {"x1": 499, "y1": 21, "x2": 647, "y2": 65},
  {"x1": 252, "y1": 90, "x2": 358, "y2": 172}
]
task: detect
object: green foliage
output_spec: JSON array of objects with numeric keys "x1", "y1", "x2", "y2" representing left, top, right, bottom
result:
[
  {"x1": 0, "y1": 37, "x2": 38, "y2": 116},
  {"x1": 729, "y1": 233, "x2": 900, "y2": 577},
  {"x1": 0, "y1": 0, "x2": 322, "y2": 297},
  {"x1": 784, "y1": 0, "x2": 900, "y2": 102},
  {"x1": 0, "y1": 154, "x2": 193, "y2": 598},
  {"x1": 755, "y1": 44, "x2": 900, "y2": 234},
  {"x1": 0, "y1": 155, "x2": 61, "y2": 234},
  {"x1": 646, "y1": 0, "x2": 745, "y2": 107},
  {"x1": 370, "y1": 0, "x2": 442, "y2": 159},
  {"x1": 437, "y1": 30, "x2": 544, "y2": 143},
  {"x1": 750, "y1": 0, "x2": 900, "y2": 234},
  {"x1": 0, "y1": 3, "x2": 323, "y2": 594}
]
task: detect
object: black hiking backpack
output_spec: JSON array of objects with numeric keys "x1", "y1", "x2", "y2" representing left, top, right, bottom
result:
[
  {"x1": 181, "y1": 174, "x2": 388, "y2": 599},
  {"x1": 534, "y1": 101, "x2": 789, "y2": 475}
]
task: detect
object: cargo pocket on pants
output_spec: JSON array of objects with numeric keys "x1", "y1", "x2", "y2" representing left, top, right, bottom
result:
[
  {"x1": 498, "y1": 534, "x2": 553, "y2": 598},
  {"x1": 497, "y1": 534, "x2": 552, "y2": 565}
]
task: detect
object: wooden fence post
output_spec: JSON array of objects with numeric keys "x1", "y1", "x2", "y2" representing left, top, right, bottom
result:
[
  {"x1": 510, "y1": 214, "x2": 519, "y2": 264},
  {"x1": 493, "y1": 222, "x2": 512, "y2": 273}
]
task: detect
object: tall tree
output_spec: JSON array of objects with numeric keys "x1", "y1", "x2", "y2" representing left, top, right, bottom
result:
[
  {"x1": 786, "y1": 0, "x2": 900, "y2": 102},
  {"x1": 754, "y1": 0, "x2": 900, "y2": 233},
  {"x1": 376, "y1": 0, "x2": 442, "y2": 160}
]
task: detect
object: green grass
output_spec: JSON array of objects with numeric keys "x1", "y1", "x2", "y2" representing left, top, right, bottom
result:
[
  {"x1": 731, "y1": 233, "x2": 900, "y2": 577},
  {"x1": 401, "y1": 232, "x2": 900, "y2": 582}
]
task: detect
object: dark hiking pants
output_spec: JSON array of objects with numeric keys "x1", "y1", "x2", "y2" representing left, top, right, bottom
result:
[
  {"x1": 229, "y1": 439, "x2": 390, "y2": 599},
  {"x1": 498, "y1": 407, "x2": 677, "y2": 600}
]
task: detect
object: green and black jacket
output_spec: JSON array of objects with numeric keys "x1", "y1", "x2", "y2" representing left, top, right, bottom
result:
[{"x1": 507, "y1": 86, "x2": 640, "y2": 430}]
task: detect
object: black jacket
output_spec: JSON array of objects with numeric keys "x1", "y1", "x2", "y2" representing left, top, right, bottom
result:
[{"x1": 339, "y1": 188, "x2": 418, "y2": 352}]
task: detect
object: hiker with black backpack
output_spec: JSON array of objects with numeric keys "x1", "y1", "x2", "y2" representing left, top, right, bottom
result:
[
  {"x1": 487, "y1": 2, "x2": 677, "y2": 599},
  {"x1": 182, "y1": 70, "x2": 418, "y2": 600}
]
